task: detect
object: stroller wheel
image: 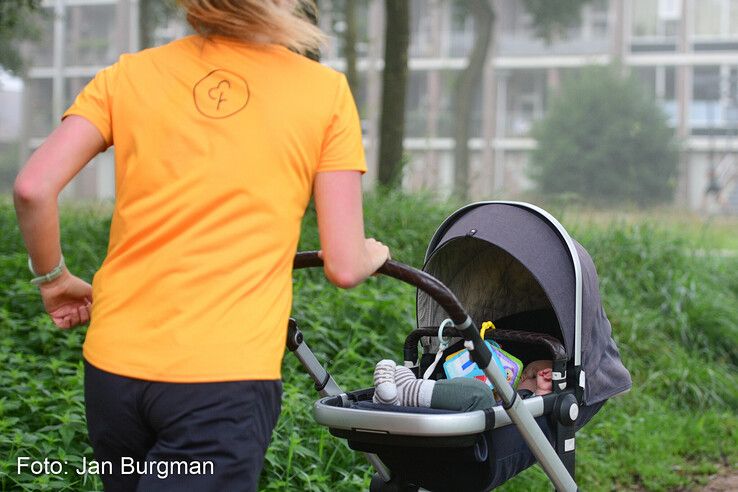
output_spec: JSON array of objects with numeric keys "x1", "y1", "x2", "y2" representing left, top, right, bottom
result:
[{"x1": 369, "y1": 473, "x2": 419, "y2": 492}]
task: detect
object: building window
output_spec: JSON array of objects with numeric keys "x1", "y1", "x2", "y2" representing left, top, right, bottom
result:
[
  {"x1": 632, "y1": 0, "x2": 679, "y2": 39},
  {"x1": 684, "y1": 65, "x2": 738, "y2": 133},
  {"x1": 406, "y1": 70, "x2": 430, "y2": 138},
  {"x1": 692, "y1": 66, "x2": 722, "y2": 130},
  {"x1": 694, "y1": 66, "x2": 721, "y2": 101},
  {"x1": 27, "y1": 78, "x2": 54, "y2": 139},
  {"x1": 65, "y1": 4, "x2": 117, "y2": 66},
  {"x1": 731, "y1": 0, "x2": 738, "y2": 35},
  {"x1": 65, "y1": 76, "x2": 93, "y2": 110},
  {"x1": 694, "y1": 0, "x2": 724, "y2": 38},
  {"x1": 409, "y1": 0, "x2": 436, "y2": 57},
  {"x1": 405, "y1": 69, "x2": 472, "y2": 139},
  {"x1": 634, "y1": 66, "x2": 677, "y2": 126},
  {"x1": 448, "y1": 0, "x2": 474, "y2": 57},
  {"x1": 505, "y1": 70, "x2": 546, "y2": 137},
  {"x1": 588, "y1": 0, "x2": 610, "y2": 38},
  {"x1": 726, "y1": 67, "x2": 738, "y2": 125},
  {"x1": 693, "y1": 0, "x2": 738, "y2": 39}
]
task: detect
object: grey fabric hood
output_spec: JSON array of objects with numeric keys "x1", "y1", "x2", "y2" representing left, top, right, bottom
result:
[{"x1": 416, "y1": 202, "x2": 632, "y2": 405}]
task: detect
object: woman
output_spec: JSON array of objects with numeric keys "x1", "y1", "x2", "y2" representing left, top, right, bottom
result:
[{"x1": 13, "y1": 1, "x2": 389, "y2": 490}]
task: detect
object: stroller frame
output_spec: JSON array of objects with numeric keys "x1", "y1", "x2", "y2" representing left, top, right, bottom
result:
[{"x1": 289, "y1": 202, "x2": 590, "y2": 491}]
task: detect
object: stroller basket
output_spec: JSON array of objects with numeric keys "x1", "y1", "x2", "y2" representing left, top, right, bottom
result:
[{"x1": 289, "y1": 201, "x2": 631, "y2": 492}]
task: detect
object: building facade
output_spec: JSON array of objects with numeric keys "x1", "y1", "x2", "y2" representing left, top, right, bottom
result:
[
  {"x1": 320, "y1": 0, "x2": 738, "y2": 212},
  {"x1": 21, "y1": 0, "x2": 738, "y2": 212}
]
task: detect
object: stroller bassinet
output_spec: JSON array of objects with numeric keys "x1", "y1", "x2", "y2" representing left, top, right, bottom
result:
[{"x1": 289, "y1": 201, "x2": 632, "y2": 491}]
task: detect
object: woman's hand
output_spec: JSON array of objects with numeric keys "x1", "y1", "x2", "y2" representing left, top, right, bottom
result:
[
  {"x1": 38, "y1": 270, "x2": 93, "y2": 329},
  {"x1": 364, "y1": 237, "x2": 391, "y2": 274}
]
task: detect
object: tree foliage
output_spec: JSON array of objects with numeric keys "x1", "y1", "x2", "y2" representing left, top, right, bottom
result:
[
  {"x1": 530, "y1": 65, "x2": 679, "y2": 206},
  {"x1": 0, "y1": 0, "x2": 43, "y2": 75},
  {"x1": 521, "y1": 0, "x2": 590, "y2": 41}
]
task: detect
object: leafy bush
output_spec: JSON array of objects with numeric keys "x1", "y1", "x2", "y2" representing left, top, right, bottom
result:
[{"x1": 530, "y1": 65, "x2": 679, "y2": 206}]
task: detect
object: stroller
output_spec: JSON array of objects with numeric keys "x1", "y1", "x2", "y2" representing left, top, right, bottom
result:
[{"x1": 288, "y1": 201, "x2": 632, "y2": 491}]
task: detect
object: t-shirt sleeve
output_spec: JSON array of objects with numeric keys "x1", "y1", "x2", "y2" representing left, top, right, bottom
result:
[
  {"x1": 317, "y1": 73, "x2": 367, "y2": 173},
  {"x1": 62, "y1": 62, "x2": 119, "y2": 148}
]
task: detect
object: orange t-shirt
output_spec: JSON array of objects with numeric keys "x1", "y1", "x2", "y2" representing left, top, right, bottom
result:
[{"x1": 63, "y1": 35, "x2": 366, "y2": 382}]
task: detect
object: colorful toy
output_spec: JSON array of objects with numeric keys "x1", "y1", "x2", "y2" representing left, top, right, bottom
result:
[{"x1": 442, "y1": 321, "x2": 523, "y2": 402}]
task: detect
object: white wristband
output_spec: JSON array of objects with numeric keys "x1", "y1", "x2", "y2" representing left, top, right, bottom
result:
[{"x1": 29, "y1": 255, "x2": 65, "y2": 286}]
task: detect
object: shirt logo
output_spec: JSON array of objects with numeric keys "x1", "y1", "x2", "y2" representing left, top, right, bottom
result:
[{"x1": 193, "y1": 69, "x2": 249, "y2": 119}]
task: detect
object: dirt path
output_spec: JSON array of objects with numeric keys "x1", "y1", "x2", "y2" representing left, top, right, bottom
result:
[{"x1": 701, "y1": 470, "x2": 738, "y2": 491}]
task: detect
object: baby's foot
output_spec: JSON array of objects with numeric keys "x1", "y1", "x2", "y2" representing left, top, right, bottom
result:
[
  {"x1": 373, "y1": 360, "x2": 398, "y2": 405},
  {"x1": 395, "y1": 365, "x2": 435, "y2": 407}
]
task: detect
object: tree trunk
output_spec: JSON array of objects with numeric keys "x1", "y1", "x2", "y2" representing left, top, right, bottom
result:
[
  {"x1": 453, "y1": 0, "x2": 494, "y2": 200},
  {"x1": 377, "y1": 0, "x2": 410, "y2": 188},
  {"x1": 343, "y1": 0, "x2": 359, "y2": 96}
]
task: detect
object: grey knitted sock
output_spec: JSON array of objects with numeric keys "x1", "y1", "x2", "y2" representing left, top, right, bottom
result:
[
  {"x1": 395, "y1": 365, "x2": 435, "y2": 407},
  {"x1": 373, "y1": 360, "x2": 399, "y2": 405}
]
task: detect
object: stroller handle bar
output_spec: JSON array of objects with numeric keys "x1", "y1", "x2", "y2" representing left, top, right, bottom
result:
[{"x1": 293, "y1": 251, "x2": 470, "y2": 327}]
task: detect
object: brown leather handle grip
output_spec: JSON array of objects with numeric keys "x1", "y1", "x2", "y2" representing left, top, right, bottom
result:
[{"x1": 293, "y1": 251, "x2": 470, "y2": 326}]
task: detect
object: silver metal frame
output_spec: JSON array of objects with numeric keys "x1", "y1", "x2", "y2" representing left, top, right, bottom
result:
[
  {"x1": 314, "y1": 393, "x2": 546, "y2": 435},
  {"x1": 424, "y1": 200, "x2": 584, "y2": 367},
  {"x1": 291, "y1": 330, "x2": 391, "y2": 482},
  {"x1": 291, "y1": 334, "x2": 343, "y2": 398}
]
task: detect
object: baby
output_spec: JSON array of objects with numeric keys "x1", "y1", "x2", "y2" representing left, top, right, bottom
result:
[
  {"x1": 516, "y1": 359, "x2": 553, "y2": 396},
  {"x1": 373, "y1": 359, "x2": 553, "y2": 412}
]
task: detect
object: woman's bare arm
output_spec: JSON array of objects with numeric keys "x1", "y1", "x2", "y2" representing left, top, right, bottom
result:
[
  {"x1": 14, "y1": 116, "x2": 105, "y2": 272},
  {"x1": 13, "y1": 115, "x2": 105, "y2": 328},
  {"x1": 313, "y1": 171, "x2": 389, "y2": 288}
]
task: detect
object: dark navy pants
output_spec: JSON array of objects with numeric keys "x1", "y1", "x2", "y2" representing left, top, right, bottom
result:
[{"x1": 83, "y1": 359, "x2": 282, "y2": 492}]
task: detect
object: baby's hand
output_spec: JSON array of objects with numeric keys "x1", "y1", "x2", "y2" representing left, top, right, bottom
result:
[{"x1": 535, "y1": 368, "x2": 553, "y2": 395}]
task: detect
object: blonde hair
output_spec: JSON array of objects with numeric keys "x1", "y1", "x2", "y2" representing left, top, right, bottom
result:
[{"x1": 177, "y1": 0, "x2": 326, "y2": 55}]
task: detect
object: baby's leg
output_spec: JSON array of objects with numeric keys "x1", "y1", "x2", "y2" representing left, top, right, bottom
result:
[
  {"x1": 373, "y1": 360, "x2": 399, "y2": 405},
  {"x1": 431, "y1": 378, "x2": 495, "y2": 412},
  {"x1": 395, "y1": 365, "x2": 435, "y2": 407}
]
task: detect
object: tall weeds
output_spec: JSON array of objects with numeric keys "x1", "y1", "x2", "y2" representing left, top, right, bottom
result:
[{"x1": 0, "y1": 194, "x2": 735, "y2": 491}]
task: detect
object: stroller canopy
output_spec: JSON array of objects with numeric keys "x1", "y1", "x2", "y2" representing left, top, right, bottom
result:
[{"x1": 417, "y1": 202, "x2": 631, "y2": 405}]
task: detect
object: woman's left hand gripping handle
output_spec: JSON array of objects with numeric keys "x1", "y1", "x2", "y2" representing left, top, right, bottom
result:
[{"x1": 39, "y1": 271, "x2": 93, "y2": 329}]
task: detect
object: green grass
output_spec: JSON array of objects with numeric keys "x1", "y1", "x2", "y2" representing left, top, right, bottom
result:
[
  {"x1": 0, "y1": 192, "x2": 736, "y2": 491},
  {"x1": 554, "y1": 206, "x2": 738, "y2": 253}
]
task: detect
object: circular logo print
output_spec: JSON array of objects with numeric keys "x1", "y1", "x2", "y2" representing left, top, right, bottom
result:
[{"x1": 193, "y1": 69, "x2": 250, "y2": 119}]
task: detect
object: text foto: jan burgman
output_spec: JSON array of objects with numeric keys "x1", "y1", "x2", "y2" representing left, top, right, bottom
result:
[{"x1": 17, "y1": 456, "x2": 215, "y2": 479}]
